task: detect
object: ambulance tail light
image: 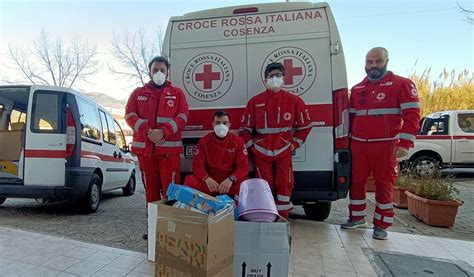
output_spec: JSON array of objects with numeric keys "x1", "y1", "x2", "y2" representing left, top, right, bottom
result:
[
  {"x1": 333, "y1": 88, "x2": 349, "y2": 149},
  {"x1": 66, "y1": 109, "x2": 76, "y2": 158},
  {"x1": 233, "y1": 7, "x2": 259, "y2": 14}
]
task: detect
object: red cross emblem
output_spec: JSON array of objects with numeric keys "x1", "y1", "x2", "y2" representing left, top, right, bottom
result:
[
  {"x1": 283, "y1": 59, "x2": 303, "y2": 85},
  {"x1": 195, "y1": 64, "x2": 221, "y2": 90},
  {"x1": 183, "y1": 53, "x2": 233, "y2": 102}
]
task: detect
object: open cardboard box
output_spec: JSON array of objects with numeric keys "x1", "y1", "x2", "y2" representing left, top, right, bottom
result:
[{"x1": 150, "y1": 200, "x2": 234, "y2": 276}]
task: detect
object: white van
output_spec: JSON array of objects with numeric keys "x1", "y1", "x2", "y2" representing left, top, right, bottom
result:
[
  {"x1": 162, "y1": 2, "x2": 350, "y2": 220},
  {"x1": 0, "y1": 85, "x2": 136, "y2": 213}
]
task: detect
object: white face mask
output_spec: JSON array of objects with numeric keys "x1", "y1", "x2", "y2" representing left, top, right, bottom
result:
[
  {"x1": 266, "y1": 76, "x2": 284, "y2": 90},
  {"x1": 214, "y1": 124, "x2": 229, "y2": 138},
  {"x1": 152, "y1": 71, "x2": 166, "y2": 86}
]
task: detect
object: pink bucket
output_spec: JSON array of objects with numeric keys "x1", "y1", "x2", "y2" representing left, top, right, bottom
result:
[{"x1": 238, "y1": 178, "x2": 278, "y2": 222}]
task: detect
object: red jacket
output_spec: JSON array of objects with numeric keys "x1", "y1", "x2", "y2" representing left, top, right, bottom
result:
[
  {"x1": 125, "y1": 81, "x2": 189, "y2": 156},
  {"x1": 192, "y1": 132, "x2": 249, "y2": 184},
  {"x1": 349, "y1": 72, "x2": 421, "y2": 148},
  {"x1": 239, "y1": 89, "x2": 312, "y2": 160}
]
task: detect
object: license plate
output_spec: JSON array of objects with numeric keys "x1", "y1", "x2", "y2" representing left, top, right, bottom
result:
[{"x1": 184, "y1": 145, "x2": 197, "y2": 158}]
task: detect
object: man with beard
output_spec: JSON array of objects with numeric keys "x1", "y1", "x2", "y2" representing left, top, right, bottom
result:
[
  {"x1": 341, "y1": 47, "x2": 420, "y2": 240},
  {"x1": 184, "y1": 110, "x2": 249, "y2": 200}
]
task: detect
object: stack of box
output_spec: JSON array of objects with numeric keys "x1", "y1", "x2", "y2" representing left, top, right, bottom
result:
[
  {"x1": 150, "y1": 200, "x2": 234, "y2": 276},
  {"x1": 147, "y1": 183, "x2": 290, "y2": 276}
]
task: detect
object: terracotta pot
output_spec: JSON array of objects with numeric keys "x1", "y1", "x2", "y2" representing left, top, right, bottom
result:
[
  {"x1": 405, "y1": 191, "x2": 462, "y2": 227},
  {"x1": 366, "y1": 176, "x2": 376, "y2": 192},
  {"x1": 393, "y1": 186, "x2": 409, "y2": 209}
]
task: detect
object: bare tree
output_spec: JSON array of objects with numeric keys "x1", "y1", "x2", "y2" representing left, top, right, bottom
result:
[
  {"x1": 109, "y1": 28, "x2": 164, "y2": 86},
  {"x1": 458, "y1": 1, "x2": 473, "y2": 24},
  {"x1": 7, "y1": 29, "x2": 98, "y2": 87}
]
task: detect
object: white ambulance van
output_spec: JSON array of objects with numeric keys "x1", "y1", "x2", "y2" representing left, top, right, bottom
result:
[
  {"x1": 162, "y1": 2, "x2": 350, "y2": 220},
  {"x1": 0, "y1": 85, "x2": 136, "y2": 213}
]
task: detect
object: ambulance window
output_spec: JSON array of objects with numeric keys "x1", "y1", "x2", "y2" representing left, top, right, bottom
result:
[
  {"x1": 9, "y1": 109, "x2": 26, "y2": 131},
  {"x1": 99, "y1": 111, "x2": 110, "y2": 142},
  {"x1": 106, "y1": 114, "x2": 116, "y2": 145},
  {"x1": 77, "y1": 98, "x2": 101, "y2": 140},
  {"x1": 31, "y1": 91, "x2": 61, "y2": 133},
  {"x1": 114, "y1": 120, "x2": 127, "y2": 150},
  {"x1": 99, "y1": 111, "x2": 116, "y2": 145}
]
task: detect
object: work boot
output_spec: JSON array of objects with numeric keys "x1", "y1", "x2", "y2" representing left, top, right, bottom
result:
[
  {"x1": 340, "y1": 219, "x2": 368, "y2": 229},
  {"x1": 372, "y1": 227, "x2": 388, "y2": 240},
  {"x1": 142, "y1": 233, "x2": 148, "y2": 240}
]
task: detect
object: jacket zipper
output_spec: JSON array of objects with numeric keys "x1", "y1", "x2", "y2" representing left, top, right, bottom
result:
[{"x1": 277, "y1": 107, "x2": 281, "y2": 124}]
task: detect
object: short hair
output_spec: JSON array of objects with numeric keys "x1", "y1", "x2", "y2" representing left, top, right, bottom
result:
[
  {"x1": 264, "y1": 62, "x2": 285, "y2": 78},
  {"x1": 368, "y1": 47, "x2": 389, "y2": 60},
  {"x1": 213, "y1": 110, "x2": 228, "y2": 119},
  {"x1": 148, "y1": 56, "x2": 170, "y2": 71}
]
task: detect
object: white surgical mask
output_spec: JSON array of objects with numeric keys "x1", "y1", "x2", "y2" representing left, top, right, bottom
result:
[
  {"x1": 214, "y1": 124, "x2": 229, "y2": 138},
  {"x1": 266, "y1": 77, "x2": 284, "y2": 90},
  {"x1": 153, "y1": 71, "x2": 166, "y2": 86}
]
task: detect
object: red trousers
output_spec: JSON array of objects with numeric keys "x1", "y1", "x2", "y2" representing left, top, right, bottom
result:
[
  {"x1": 183, "y1": 175, "x2": 241, "y2": 199},
  {"x1": 254, "y1": 154, "x2": 294, "y2": 217},
  {"x1": 138, "y1": 154, "x2": 181, "y2": 203},
  {"x1": 349, "y1": 140, "x2": 397, "y2": 229}
]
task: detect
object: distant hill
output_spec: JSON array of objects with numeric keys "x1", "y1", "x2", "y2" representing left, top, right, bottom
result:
[{"x1": 84, "y1": 92, "x2": 127, "y2": 109}]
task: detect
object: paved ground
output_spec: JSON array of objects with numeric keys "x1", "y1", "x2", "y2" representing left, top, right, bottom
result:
[{"x1": 2, "y1": 221, "x2": 474, "y2": 276}]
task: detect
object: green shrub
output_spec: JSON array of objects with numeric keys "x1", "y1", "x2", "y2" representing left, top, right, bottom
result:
[
  {"x1": 396, "y1": 166, "x2": 460, "y2": 201},
  {"x1": 413, "y1": 178, "x2": 460, "y2": 202}
]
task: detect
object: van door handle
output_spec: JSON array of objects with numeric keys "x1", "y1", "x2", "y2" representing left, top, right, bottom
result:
[
  {"x1": 118, "y1": 152, "x2": 122, "y2": 158},
  {"x1": 113, "y1": 151, "x2": 118, "y2": 158}
]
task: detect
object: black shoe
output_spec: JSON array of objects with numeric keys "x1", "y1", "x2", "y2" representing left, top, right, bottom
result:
[{"x1": 142, "y1": 233, "x2": 148, "y2": 240}]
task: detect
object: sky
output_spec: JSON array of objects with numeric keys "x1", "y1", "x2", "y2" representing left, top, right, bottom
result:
[{"x1": 0, "y1": 0, "x2": 473, "y2": 100}]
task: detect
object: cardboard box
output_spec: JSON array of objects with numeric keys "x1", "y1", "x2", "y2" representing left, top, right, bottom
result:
[
  {"x1": 0, "y1": 130, "x2": 23, "y2": 161},
  {"x1": 154, "y1": 200, "x2": 234, "y2": 276},
  {"x1": 148, "y1": 201, "x2": 159, "y2": 262},
  {"x1": 233, "y1": 220, "x2": 290, "y2": 277}
]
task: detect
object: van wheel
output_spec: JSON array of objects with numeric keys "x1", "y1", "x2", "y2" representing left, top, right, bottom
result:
[
  {"x1": 411, "y1": 156, "x2": 440, "y2": 179},
  {"x1": 0, "y1": 197, "x2": 6, "y2": 205},
  {"x1": 81, "y1": 173, "x2": 101, "y2": 214},
  {"x1": 304, "y1": 202, "x2": 331, "y2": 221},
  {"x1": 122, "y1": 172, "x2": 136, "y2": 196}
]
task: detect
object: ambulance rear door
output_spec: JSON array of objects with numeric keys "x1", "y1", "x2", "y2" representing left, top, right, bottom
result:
[{"x1": 24, "y1": 86, "x2": 67, "y2": 186}]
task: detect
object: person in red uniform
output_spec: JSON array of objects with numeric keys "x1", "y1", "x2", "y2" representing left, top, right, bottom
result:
[
  {"x1": 184, "y1": 110, "x2": 249, "y2": 199},
  {"x1": 239, "y1": 62, "x2": 313, "y2": 218},
  {"x1": 125, "y1": 56, "x2": 189, "y2": 205},
  {"x1": 341, "y1": 47, "x2": 420, "y2": 240}
]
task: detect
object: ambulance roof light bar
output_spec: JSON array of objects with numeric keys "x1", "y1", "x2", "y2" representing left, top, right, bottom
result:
[{"x1": 233, "y1": 7, "x2": 259, "y2": 14}]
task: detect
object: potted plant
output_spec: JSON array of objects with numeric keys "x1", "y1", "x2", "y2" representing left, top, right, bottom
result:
[
  {"x1": 393, "y1": 173, "x2": 416, "y2": 209},
  {"x1": 405, "y1": 176, "x2": 463, "y2": 227}
]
